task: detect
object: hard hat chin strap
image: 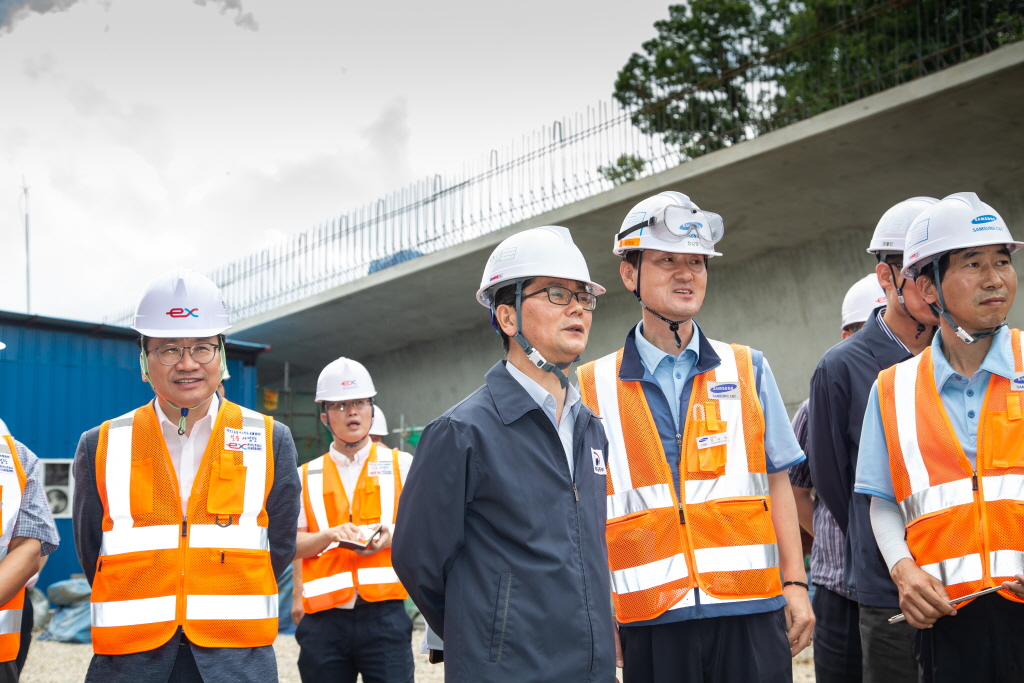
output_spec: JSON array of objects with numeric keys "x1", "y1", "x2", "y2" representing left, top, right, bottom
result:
[
  {"x1": 501, "y1": 281, "x2": 575, "y2": 390},
  {"x1": 929, "y1": 257, "x2": 1005, "y2": 345},
  {"x1": 884, "y1": 262, "x2": 930, "y2": 339},
  {"x1": 632, "y1": 255, "x2": 687, "y2": 348}
]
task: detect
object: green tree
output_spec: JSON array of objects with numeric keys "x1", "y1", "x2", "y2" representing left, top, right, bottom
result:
[{"x1": 613, "y1": 0, "x2": 788, "y2": 160}]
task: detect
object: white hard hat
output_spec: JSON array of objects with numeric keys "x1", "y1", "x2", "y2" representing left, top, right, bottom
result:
[
  {"x1": 132, "y1": 269, "x2": 231, "y2": 338},
  {"x1": 841, "y1": 274, "x2": 886, "y2": 329},
  {"x1": 0, "y1": 341, "x2": 5, "y2": 351},
  {"x1": 369, "y1": 407, "x2": 388, "y2": 436},
  {"x1": 476, "y1": 226, "x2": 605, "y2": 307},
  {"x1": 903, "y1": 192, "x2": 1024, "y2": 279},
  {"x1": 614, "y1": 191, "x2": 723, "y2": 257},
  {"x1": 866, "y1": 197, "x2": 939, "y2": 256},
  {"x1": 315, "y1": 357, "x2": 376, "y2": 403}
]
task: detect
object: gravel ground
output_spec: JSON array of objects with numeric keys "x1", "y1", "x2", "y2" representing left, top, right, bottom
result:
[{"x1": 20, "y1": 629, "x2": 814, "y2": 682}]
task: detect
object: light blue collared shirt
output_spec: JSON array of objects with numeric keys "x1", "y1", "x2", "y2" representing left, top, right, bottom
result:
[
  {"x1": 632, "y1": 321, "x2": 805, "y2": 475},
  {"x1": 505, "y1": 361, "x2": 582, "y2": 480},
  {"x1": 855, "y1": 326, "x2": 1016, "y2": 503}
]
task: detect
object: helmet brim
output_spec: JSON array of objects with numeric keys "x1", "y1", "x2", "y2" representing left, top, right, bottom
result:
[
  {"x1": 131, "y1": 325, "x2": 232, "y2": 338},
  {"x1": 477, "y1": 276, "x2": 606, "y2": 307},
  {"x1": 902, "y1": 240, "x2": 1024, "y2": 278}
]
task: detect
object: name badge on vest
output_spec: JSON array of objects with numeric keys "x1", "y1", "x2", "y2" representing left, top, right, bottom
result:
[
  {"x1": 707, "y1": 382, "x2": 740, "y2": 400},
  {"x1": 367, "y1": 461, "x2": 393, "y2": 478},
  {"x1": 1013, "y1": 373, "x2": 1024, "y2": 392},
  {"x1": 0, "y1": 452, "x2": 12, "y2": 475},
  {"x1": 696, "y1": 433, "x2": 729, "y2": 450},
  {"x1": 224, "y1": 427, "x2": 261, "y2": 452},
  {"x1": 592, "y1": 449, "x2": 607, "y2": 475}
]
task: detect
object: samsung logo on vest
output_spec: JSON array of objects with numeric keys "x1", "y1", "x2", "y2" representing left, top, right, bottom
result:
[{"x1": 710, "y1": 383, "x2": 737, "y2": 394}]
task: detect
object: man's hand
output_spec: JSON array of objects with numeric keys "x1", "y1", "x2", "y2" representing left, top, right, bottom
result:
[
  {"x1": 355, "y1": 525, "x2": 392, "y2": 557},
  {"x1": 782, "y1": 584, "x2": 814, "y2": 656},
  {"x1": 324, "y1": 523, "x2": 364, "y2": 546},
  {"x1": 891, "y1": 558, "x2": 955, "y2": 628},
  {"x1": 291, "y1": 595, "x2": 304, "y2": 626},
  {"x1": 613, "y1": 623, "x2": 623, "y2": 668},
  {"x1": 1001, "y1": 574, "x2": 1024, "y2": 597}
]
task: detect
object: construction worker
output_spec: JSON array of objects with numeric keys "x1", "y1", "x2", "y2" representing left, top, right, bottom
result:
[
  {"x1": 788, "y1": 272, "x2": 885, "y2": 683},
  {"x1": 577, "y1": 191, "x2": 812, "y2": 683},
  {"x1": 71, "y1": 270, "x2": 301, "y2": 683},
  {"x1": 807, "y1": 197, "x2": 939, "y2": 683},
  {"x1": 856, "y1": 192, "x2": 1024, "y2": 682},
  {"x1": 0, "y1": 339, "x2": 60, "y2": 683},
  {"x1": 368, "y1": 406, "x2": 388, "y2": 444},
  {"x1": 290, "y1": 358, "x2": 415, "y2": 683},
  {"x1": 393, "y1": 226, "x2": 616, "y2": 682}
]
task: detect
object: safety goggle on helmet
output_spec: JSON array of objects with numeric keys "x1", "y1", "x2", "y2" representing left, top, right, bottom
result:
[{"x1": 615, "y1": 204, "x2": 725, "y2": 253}]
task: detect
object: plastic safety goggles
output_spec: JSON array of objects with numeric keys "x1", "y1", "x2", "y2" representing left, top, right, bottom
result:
[{"x1": 616, "y1": 205, "x2": 725, "y2": 250}]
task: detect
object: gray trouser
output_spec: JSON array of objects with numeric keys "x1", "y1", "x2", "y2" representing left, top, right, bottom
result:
[{"x1": 859, "y1": 604, "x2": 918, "y2": 683}]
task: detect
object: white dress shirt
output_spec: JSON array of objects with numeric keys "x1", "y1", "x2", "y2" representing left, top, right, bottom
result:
[{"x1": 154, "y1": 393, "x2": 220, "y2": 513}]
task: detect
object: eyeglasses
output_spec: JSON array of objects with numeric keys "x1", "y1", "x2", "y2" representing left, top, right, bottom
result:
[
  {"x1": 325, "y1": 399, "x2": 372, "y2": 412},
  {"x1": 522, "y1": 285, "x2": 598, "y2": 311},
  {"x1": 148, "y1": 343, "x2": 219, "y2": 366}
]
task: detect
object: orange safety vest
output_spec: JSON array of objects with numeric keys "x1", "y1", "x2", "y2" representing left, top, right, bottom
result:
[
  {"x1": 299, "y1": 443, "x2": 408, "y2": 613},
  {"x1": 91, "y1": 400, "x2": 279, "y2": 655},
  {"x1": 0, "y1": 436, "x2": 27, "y2": 662},
  {"x1": 579, "y1": 339, "x2": 781, "y2": 624},
  {"x1": 878, "y1": 327, "x2": 1024, "y2": 604}
]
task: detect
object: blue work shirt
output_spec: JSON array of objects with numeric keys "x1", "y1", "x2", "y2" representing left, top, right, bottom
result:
[
  {"x1": 505, "y1": 361, "x2": 582, "y2": 480},
  {"x1": 621, "y1": 321, "x2": 805, "y2": 626},
  {"x1": 855, "y1": 326, "x2": 1016, "y2": 503}
]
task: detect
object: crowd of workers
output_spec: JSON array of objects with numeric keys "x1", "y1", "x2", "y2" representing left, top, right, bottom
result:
[{"x1": 0, "y1": 188, "x2": 1020, "y2": 683}]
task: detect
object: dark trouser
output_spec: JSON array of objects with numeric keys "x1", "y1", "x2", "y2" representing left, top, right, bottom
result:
[
  {"x1": 859, "y1": 602, "x2": 917, "y2": 683},
  {"x1": 14, "y1": 592, "x2": 33, "y2": 674},
  {"x1": 812, "y1": 587, "x2": 862, "y2": 683},
  {"x1": 168, "y1": 632, "x2": 205, "y2": 683},
  {"x1": 295, "y1": 599, "x2": 414, "y2": 683},
  {"x1": 914, "y1": 592, "x2": 1024, "y2": 683},
  {"x1": 619, "y1": 608, "x2": 791, "y2": 683}
]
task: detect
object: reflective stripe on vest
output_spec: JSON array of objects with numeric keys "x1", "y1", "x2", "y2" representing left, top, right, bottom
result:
[
  {"x1": 300, "y1": 443, "x2": 408, "y2": 613},
  {"x1": 579, "y1": 339, "x2": 779, "y2": 624},
  {"x1": 880, "y1": 328, "x2": 1024, "y2": 603},
  {"x1": 91, "y1": 401, "x2": 278, "y2": 655},
  {"x1": 0, "y1": 436, "x2": 27, "y2": 662}
]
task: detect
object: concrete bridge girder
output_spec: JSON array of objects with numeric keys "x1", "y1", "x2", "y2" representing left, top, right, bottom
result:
[{"x1": 235, "y1": 42, "x2": 1024, "y2": 424}]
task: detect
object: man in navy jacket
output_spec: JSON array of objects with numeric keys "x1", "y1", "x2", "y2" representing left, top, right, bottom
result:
[{"x1": 393, "y1": 226, "x2": 616, "y2": 683}]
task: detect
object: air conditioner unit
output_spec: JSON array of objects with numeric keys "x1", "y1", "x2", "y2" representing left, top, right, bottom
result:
[{"x1": 42, "y1": 459, "x2": 74, "y2": 519}]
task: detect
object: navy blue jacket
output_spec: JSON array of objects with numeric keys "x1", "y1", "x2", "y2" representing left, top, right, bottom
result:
[
  {"x1": 806, "y1": 308, "x2": 910, "y2": 607},
  {"x1": 392, "y1": 362, "x2": 616, "y2": 683}
]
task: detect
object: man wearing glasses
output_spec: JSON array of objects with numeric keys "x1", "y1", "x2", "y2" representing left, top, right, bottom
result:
[
  {"x1": 393, "y1": 226, "x2": 617, "y2": 682},
  {"x1": 577, "y1": 192, "x2": 812, "y2": 683},
  {"x1": 290, "y1": 357, "x2": 415, "y2": 683},
  {"x1": 72, "y1": 270, "x2": 301, "y2": 683}
]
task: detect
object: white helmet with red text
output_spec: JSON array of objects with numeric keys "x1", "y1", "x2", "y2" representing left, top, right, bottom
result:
[
  {"x1": 132, "y1": 269, "x2": 231, "y2": 338},
  {"x1": 315, "y1": 357, "x2": 377, "y2": 403}
]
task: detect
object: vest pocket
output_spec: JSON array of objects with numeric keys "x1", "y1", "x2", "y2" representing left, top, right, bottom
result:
[
  {"x1": 130, "y1": 459, "x2": 154, "y2": 515},
  {"x1": 207, "y1": 454, "x2": 247, "y2": 516},
  {"x1": 983, "y1": 408, "x2": 1024, "y2": 469},
  {"x1": 488, "y1": 572, "x2": 513, "y2": 664},
  {"x1": 356, "y1": 482, "x2": 382, "y2": 524}
]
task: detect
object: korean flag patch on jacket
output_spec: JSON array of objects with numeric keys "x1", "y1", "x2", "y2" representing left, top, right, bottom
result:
[{"x1": 592, "y1": 448, "x2": 607, "y2": 475}]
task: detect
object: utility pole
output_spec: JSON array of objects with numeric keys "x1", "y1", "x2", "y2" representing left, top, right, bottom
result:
[{"x1": 20, "y1": 177, "x2": 30, "y2": 314}]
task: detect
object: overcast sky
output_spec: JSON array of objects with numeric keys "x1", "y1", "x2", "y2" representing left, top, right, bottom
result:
[{"x1": 0, "y1": 0, "x2": 669, "y2": 322}]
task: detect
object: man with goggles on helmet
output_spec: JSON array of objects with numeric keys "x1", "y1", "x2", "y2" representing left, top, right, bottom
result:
[
  {"x1": 577, "y1": 192, "x2": 812, "y2": 683},
  {"x1": 393, "y1": 226, "x2": 617, "y2": 682}
]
